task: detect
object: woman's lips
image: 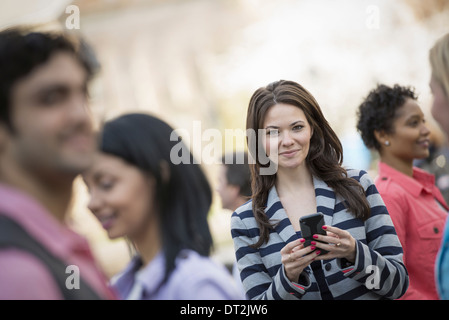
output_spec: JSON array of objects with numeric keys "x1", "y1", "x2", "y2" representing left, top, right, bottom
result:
[
  {"x1": 417, "y1": 139, "x2": 430, "y2": 148},
  {"x1": 280, "y1": 149, "x2": 299, "y2": 157},
  {"x1": 97, "y1": 213, "x2": 116, "y2": 230}
]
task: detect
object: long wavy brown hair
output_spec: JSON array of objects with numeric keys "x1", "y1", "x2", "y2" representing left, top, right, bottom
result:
[{"x1": 246, "y1": 80, "x2": 370, "y2": 249}]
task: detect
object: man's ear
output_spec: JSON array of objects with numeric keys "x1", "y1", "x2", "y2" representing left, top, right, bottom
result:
[{"x1": 0, "y1": 123, "x2": 10, "y2": 153}]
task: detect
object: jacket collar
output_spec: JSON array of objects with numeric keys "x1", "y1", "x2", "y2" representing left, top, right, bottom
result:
[
  {"x1": 378, "y1": 162, "x2": 435, "y2": 197},
  {"x1": 378, "y1": 162, "x2": 448, "y2": 210},
  {"x1": 266, "y1": 176, "x2": 336, "y2": 244}
]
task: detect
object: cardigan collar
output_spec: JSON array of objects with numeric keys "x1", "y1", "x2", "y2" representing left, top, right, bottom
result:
[{"x1": 266, "y1": 176, "x2": 336, "y2": 244}]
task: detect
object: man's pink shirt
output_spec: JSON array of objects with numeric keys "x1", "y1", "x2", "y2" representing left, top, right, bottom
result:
[{"x1": 0, "y1": 183, "x2": 116, "y2": 299}]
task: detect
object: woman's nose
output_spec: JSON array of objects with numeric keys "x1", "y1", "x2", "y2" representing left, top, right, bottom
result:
[
  {"x1": 421, "y1": 123, "x2": 431, "y2": 136},
  {"x1": 281, "y1": 131, "x2": 294, "y2": 146},
  {"x1": 87, "y1": 192, "x2": 101, "y2": 213}
]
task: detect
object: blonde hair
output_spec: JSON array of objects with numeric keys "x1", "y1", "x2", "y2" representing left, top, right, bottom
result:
[{"x1": 430, "y1": 33, "x2": 449, "y2": 97}]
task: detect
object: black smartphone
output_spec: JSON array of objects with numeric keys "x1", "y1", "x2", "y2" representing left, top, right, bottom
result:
[{"x1": 299, "y1": 212, "x2": 328, "y2": 255}]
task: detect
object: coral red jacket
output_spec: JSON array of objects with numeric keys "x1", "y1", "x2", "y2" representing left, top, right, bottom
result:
[{"x1": 375, "y1": 162, "x2": 449, "y2": 300}]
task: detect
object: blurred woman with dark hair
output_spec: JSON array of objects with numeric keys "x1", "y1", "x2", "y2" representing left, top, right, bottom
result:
[
  {"x1": 231, "y1": 80, "x2": 408, "y2": 300},
  {"x1": 357, "y1": 84, "x2": 448, "y2": 299},
  {"x1": 83, "y1": 113, "x2": 244, "y2": 300}
]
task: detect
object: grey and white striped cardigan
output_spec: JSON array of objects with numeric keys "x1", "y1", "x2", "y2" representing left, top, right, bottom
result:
[{"x1": 231, "y1": 169, "x2": 409, "y2": 300}]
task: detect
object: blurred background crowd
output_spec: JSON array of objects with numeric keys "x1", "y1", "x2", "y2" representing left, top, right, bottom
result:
[{"x1": 2, "y1": 0, "x2": 448, "y2": 279}]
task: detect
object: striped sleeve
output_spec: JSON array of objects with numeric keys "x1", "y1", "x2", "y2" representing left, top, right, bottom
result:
[
  {"x1": 342, "y1": 170, "x2": 409, "y2": 299},
  {"x1": 231, "y1": 208, "x2": 311, "y2": 300}
]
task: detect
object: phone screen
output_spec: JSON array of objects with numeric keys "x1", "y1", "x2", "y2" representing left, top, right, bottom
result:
[{"x1": 299, "y1": 212, "x2": 328, "y2": 255}]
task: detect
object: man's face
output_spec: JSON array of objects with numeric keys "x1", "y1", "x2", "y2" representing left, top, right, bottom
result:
[
  {"x1": 216, "y1": 164, "x2": 239, "y2": 211},
  {"x1": 5, "y1": 52, "x2": 96, "y2": 177}
]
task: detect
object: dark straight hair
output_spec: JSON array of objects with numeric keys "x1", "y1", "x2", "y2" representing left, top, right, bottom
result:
[{"x1": 100, "y1": 113, "x2": 213, "y2": 284}]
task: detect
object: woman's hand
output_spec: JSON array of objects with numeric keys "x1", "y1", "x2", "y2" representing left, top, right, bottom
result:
[
  {"x1": 312, "y1": 225, "x2": 357, "y2": 263},
  {"x1": 280, "y1": 238, "x2": 320, "y2": 283}
]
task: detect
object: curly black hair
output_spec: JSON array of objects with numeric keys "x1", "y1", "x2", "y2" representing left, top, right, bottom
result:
[{"x1": 356, "y1": 84, "x2": 418, "y2": 151}]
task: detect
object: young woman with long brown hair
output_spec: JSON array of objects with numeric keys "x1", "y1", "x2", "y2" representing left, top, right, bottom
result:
[{"x1": 231, "y1": 80, "x2": 409, "y2": 300}]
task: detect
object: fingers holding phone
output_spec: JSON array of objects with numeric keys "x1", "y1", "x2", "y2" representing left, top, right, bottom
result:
[
  {"x1": 299, "y1": 213, "x2": 329, "y2": 255},
  {"x1": 312, "y1": 225, "x2": 357, "y2": 263},
  {"x1": 280, "y1": 238, "x2": 319, "y2": 283}
]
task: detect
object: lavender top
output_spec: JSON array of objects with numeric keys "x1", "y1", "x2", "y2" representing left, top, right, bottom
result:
[{"x1": 112, "y1": 249, "x2": 245, "y2": 300}]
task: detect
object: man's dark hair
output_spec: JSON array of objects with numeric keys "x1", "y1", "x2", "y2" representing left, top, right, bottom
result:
[
  {"x1": 0, "y1": 28, "x2": 97, "y2": 129},
  {"x1": 356, "y1": 84, "x2": 418, "y2": 151},
  {"x1": 221, "y1": 152, "x2": 252, "y2": 198}
]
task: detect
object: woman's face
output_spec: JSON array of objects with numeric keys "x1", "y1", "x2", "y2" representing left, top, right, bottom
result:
[
  {"x1": 262, "y1": 103, "x2": 313, "y2": 171},
  {"x1": 382, "y1": 98, "x2": 430, "y2": 161},
  {"x1": 430, "y1": 76, "x2": 449, "y2": 137},
  {"x1": 83, "y1": 152, "x2": 156, "y2": 240}
]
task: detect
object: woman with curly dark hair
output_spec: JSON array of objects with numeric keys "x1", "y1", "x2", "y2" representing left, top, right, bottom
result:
[
  {"x1": 231, "y1": 80, "x2": 408, "y2": 300},
  {"x1": 357, "y1": 84, "x2": 449, "y2": 300}
]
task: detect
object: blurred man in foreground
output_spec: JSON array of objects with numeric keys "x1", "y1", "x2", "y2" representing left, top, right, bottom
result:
[{"x1": 0, "y1": 28, "x2": 115, "y2": 299}]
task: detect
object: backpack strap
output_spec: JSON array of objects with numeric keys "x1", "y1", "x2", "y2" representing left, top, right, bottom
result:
[{"x1": 0, "y1": 215, "x2": 102, "y2": 300}]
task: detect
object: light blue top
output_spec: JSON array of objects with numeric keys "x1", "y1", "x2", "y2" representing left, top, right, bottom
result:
[{"x1": 436, "y1": 219, "x2": 449, "y2": 300}]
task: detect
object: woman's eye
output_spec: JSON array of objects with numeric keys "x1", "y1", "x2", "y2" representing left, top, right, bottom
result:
[
  {"x1": 292, "y1": 125, "x2": 303, "y2": 131},
  {"x1": 266, "y1": 129, "x2": 279, "y2": 136},
  {"x1": 40, "y1": 92, "x2": 65, "y2": 105},
  {"x1": 100, "y1": 180, "x2": 114, "y2": 190}
]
